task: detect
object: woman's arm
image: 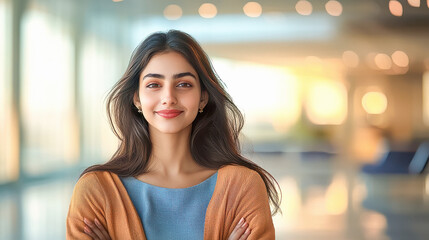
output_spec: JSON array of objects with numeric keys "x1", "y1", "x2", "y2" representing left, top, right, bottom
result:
[
  {"x1": 230, "y1": 169, "x2": 275, "y2": 240},
  {"x1": 67, "y1": 173, "x2": 108, "y2": 240},
  {"x1": 83, "y1": 217, "x2": 250, "y2": 240}
]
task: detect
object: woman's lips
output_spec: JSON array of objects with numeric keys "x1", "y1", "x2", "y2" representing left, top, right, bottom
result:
[{"x1": 156, "y1": 109, "x2": 183, "y2": 119}]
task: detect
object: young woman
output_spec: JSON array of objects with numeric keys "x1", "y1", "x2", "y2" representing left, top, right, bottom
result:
[{"x1": 67, "y1": 30, "x2": 280, "y2": 240}]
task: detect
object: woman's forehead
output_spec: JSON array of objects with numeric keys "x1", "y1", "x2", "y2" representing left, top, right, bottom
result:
[{"x1": 140, "y1": 52, "x2": 199, "y2": 80}]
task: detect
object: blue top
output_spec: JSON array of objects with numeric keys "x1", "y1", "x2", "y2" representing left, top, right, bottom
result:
[{"x1": 120, "y1": 172, "x2": 218, "y2": 240}]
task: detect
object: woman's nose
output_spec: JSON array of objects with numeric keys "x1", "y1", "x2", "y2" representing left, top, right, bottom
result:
[{"x1": 161, "y1": 85, "x2": 177, "y2": 106}]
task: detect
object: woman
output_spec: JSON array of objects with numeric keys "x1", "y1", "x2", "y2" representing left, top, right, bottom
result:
[{"x1": 67, "y1": 30, "x2": 280, "y2": 240}]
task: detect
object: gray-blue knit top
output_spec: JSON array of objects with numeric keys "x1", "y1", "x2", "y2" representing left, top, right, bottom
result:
[{"x1": 120, "y1": 172, "x2": 218, "y2": 240}]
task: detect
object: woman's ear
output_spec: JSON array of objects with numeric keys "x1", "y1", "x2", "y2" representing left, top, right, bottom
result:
[
  {"x1": 200, "y1": 91, "x2": 209, "y2": 109},
  {"x1": 133, "y1": 91, "x2": 141, "y2": 109}
]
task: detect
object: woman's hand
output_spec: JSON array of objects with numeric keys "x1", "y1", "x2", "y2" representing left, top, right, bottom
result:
[
  {"x1": 83, "y1": 218, "x2": 111, "y2": 240},
  {"x1": 83, "y1": 216, "x2": 250, "y2": 240},
  {"x1": 228, "y1": 217, "x2": 251, "y2": 240}
]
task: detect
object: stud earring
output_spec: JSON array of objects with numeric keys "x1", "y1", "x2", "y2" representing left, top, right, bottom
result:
[
  {"x1": 199, "y1": 108, "x2": 204, "y2": 113},
  {"x1": 135, "y1": 105, "x2": 142, "y2": 114}
]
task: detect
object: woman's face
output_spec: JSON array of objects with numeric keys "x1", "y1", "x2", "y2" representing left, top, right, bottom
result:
[{"x1": 134, "y1": 51, "x2": 208, "y2": 135}]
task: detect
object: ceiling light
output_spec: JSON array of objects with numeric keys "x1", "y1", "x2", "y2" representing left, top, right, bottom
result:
[
  {"x1": 389, "y1": 0, "x2": 403, "y2": 16},
  {"x1": 407, "y1": 0, "x2": 420, "y2": 7},
  {"x1": 243, "y1": 2, "x2": 263, "y2": 18},
  {"x1": 199, "y1": 3, "x2": 217, "y2": 18},
  {"x1": 325, "y1": 0, "x2": 343, "y2": 16},
  {"x1": 342, "y1": 51, "x2": 359, "y2": 68},
  {"x1": 362, "y1": 92, "x2": 388, "y2": 115},
  {"x1": 374, "y1": 53, "x2": 392, "y2": 70},
  {"x1": 296, "y1": 0, "x2": 312, "y2": 16},
  {"x1": 391, "y1": 50, "x2": 409, "y2": 67},
  {"x1": 163, "y1": 4, "x2": 183, "y2": 20}
]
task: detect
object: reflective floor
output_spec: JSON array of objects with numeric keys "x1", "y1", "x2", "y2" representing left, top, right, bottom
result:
[{"x1": 1, "y1": 153, "x2": 429, "y2": 240}]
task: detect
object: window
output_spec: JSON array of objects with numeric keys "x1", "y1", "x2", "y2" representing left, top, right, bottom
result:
[
  {"x1": 20, "y1": 1, "x2": 78, "y2": 175},
  {"x1": 0, "y1": 0, "x2": 17, "y2": 183}
]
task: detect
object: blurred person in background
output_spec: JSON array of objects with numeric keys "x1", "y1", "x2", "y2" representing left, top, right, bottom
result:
[{"x1": 66, "y1": 30, "x2": 280, "y2": 240}]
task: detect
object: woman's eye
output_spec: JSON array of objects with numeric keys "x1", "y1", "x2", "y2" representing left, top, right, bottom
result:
[
  {"x1": 177, "y1": 82, "x2": 192, "y2": 88},
  {"x1": 146, "y1": 83, "x2": 160, "y2": 88}
]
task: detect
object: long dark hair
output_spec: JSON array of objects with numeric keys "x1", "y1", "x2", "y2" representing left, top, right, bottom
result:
[{"x1": 82, "y1": 30, "x2": 281, "y2": 215}]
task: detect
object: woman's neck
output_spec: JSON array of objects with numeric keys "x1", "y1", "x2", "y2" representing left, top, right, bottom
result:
[{"x1": 147, "y1": 125, "x2": 199, "y2": 176}]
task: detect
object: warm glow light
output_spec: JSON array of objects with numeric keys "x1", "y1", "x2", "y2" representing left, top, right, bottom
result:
[
  {"x1": 342, "y1": 50, "x2": 359, "y2": 68},
  {"x1": 408, "y1": 0, "x2": 421, "y2": 7},
  {"x1": 362, "y1": 91, "x2": 388, "y2": 114},
  {"x1": 361, "y1": 211, "x2": 388, "y2": 232},
  {"x1": 112, "y1": 0, "x2": 123, "y2": 2},
  {"x1": 325, "y1": 174, "x2": 348, "y2": 215},
  {"x1": 213, "y1": 58, "x2": 301, "y2": 137},
  {"x1": 306, "y1": 81, "x2": 348, "y2": 125},
  {"x1": 391, "y1": 50, "x2": 409, "y2": 67},
  {"x1": 199, "y1": 3, "x2": 217, "y2": 18},
  {"x1": 325, "y1": 0, "x2": 343, "y2": 16},
  {"x1": 305, "y1": 55, "x2": 322, "y2": 63},
  {"x1": 279, "y1": 178, "x2": 302, "y2": 217},
  {"x1": 243, "y1": 2, "x2": 262, "y2": 17},
  {"x1": 389, "y1": 0, "x2": 403, "y2": 16},
  {"x1": 374, "y1": 53, "x2": 392, "y2": 70},
  {"x1": 163, "y1": 4, "x2": 183, "y2": 20},
  {"x1": 272, "y1": 177, "x2": 302, "y2": 232},
  {"x1": 296, "y1": 0, "x2": 312, "y2": 16}
]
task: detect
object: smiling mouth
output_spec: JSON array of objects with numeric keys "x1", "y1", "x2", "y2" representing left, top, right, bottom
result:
[{"x1": 155, "y1": 110, "x2": 183, "y2": 119}]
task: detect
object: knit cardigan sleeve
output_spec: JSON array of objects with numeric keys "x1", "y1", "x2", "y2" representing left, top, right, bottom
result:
[
  {"x1": 204, "y1": 165, "x2": 275, "y2": 240},
  {"x1": 66, "y1": 171, "x2": 146, "y2": 240},
  {"x1": 66, "y1": 172, "x2": 107, "y2": 240}
]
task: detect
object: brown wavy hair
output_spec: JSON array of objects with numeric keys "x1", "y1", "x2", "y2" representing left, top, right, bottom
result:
[{"x1": 82, "y1": 30, "x2": 281, "y2": 215}]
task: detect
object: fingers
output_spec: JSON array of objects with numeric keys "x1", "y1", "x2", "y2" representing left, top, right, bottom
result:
[
  {"x1": 94, "y1": 218, "x2": 111, "y2": 239},
  {"x1": 238, "y1": 227, "x2": 251, "y2": 240},
  {"x1": 228, "y1": 217, "x2": 251, "y2": 240},
  {"x1": 83, "y1": 218, "x2": 111, "y2": 240}
]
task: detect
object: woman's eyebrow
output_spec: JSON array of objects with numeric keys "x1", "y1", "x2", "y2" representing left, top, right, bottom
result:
[
  {"x1": 142, "y1": 73, "x2": 164, "y2": 79},
  {"x1": 142, "y1": 72, "x2": 197, "y2": 80},
  {"x1": 173, "y1": 72, "x2": 197, "y2": 80}
]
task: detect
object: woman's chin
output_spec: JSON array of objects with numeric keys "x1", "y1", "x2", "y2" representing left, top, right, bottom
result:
[{"x1": 150, "y1": 124, "x2": 192, "y2": 135}]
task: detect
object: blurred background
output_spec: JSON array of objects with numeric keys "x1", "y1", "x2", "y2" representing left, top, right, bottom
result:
[{"x1": 1, "y1": 0, "x2": 429, "y2": 239}]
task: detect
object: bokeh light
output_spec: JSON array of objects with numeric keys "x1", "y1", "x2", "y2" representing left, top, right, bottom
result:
[
  {"x1": 199, "y1": 3, "x2": 217, "y2": 18},
  {"x1": 343, "y1": 50, "x2": 359, "y2": 68},
  {"x1": 306, "y1": 81, "x2": 348, "y2": 125},
  {"x1": 243, "y1": 2, "x2": 262, "y2": 18},
  {"x1": 362, "y1": 91, "x2": 388, "y2": 114},
  {"x1": 163, "y1": 4, "x2": 183, "y2": 20},
  {"x1": 325, "y1": 0, "x2": 343, "y2": 16},
  {"x1": 389, "y1": 0, "x2": 403, "y2": 16},
  {"x1": 374, "y1": 53, "x2": 392, "y2": 70},
  {"x1": 296, "y1": 0, "x2": 313, "y2": 16},
  {"x1": 391, "y1": 50, "x2": 409, "y2": 67},
  {"x1": 408, "y1": 0, "x2": 421, "y2": 7}
]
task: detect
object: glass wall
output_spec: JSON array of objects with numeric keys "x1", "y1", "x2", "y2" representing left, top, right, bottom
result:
[
  {"x1": 0, "y1": 0, "x2": 17, "y2": 183},
  {"x1": 78, "y1": 14, "x2": 131, "y2": 164},
  {"x1": 20, "y1": 0, "x2": 78, "y2": 175}
]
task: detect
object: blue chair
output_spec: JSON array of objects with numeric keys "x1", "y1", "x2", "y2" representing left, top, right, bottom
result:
[
  {"x1": 362, "y1": 151, "x2": 415, "y2": 174},
  {"x1": 408, "y1": 142, "x2": 429, "y2": 174}
]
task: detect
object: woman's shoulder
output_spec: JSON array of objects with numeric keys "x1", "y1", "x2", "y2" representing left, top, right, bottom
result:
[
  {"x1": 218, "y1": 164, "x2": 262, "y2": 183},
  {"x1": 79, "y1": 170, "x2": 116, "y2": 182},
  {"x1": 75, "y1": 171, "x2": 119, "y2": 192}
]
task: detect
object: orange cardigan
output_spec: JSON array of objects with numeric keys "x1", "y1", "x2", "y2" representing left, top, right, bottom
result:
[{"x1": 66, "y1": 165, "x2": 275, "y2": 239}]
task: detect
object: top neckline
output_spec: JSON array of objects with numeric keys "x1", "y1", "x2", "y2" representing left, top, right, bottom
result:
[{"x1": 126, "y1": 171, "x2": 218, "y2": 190}]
